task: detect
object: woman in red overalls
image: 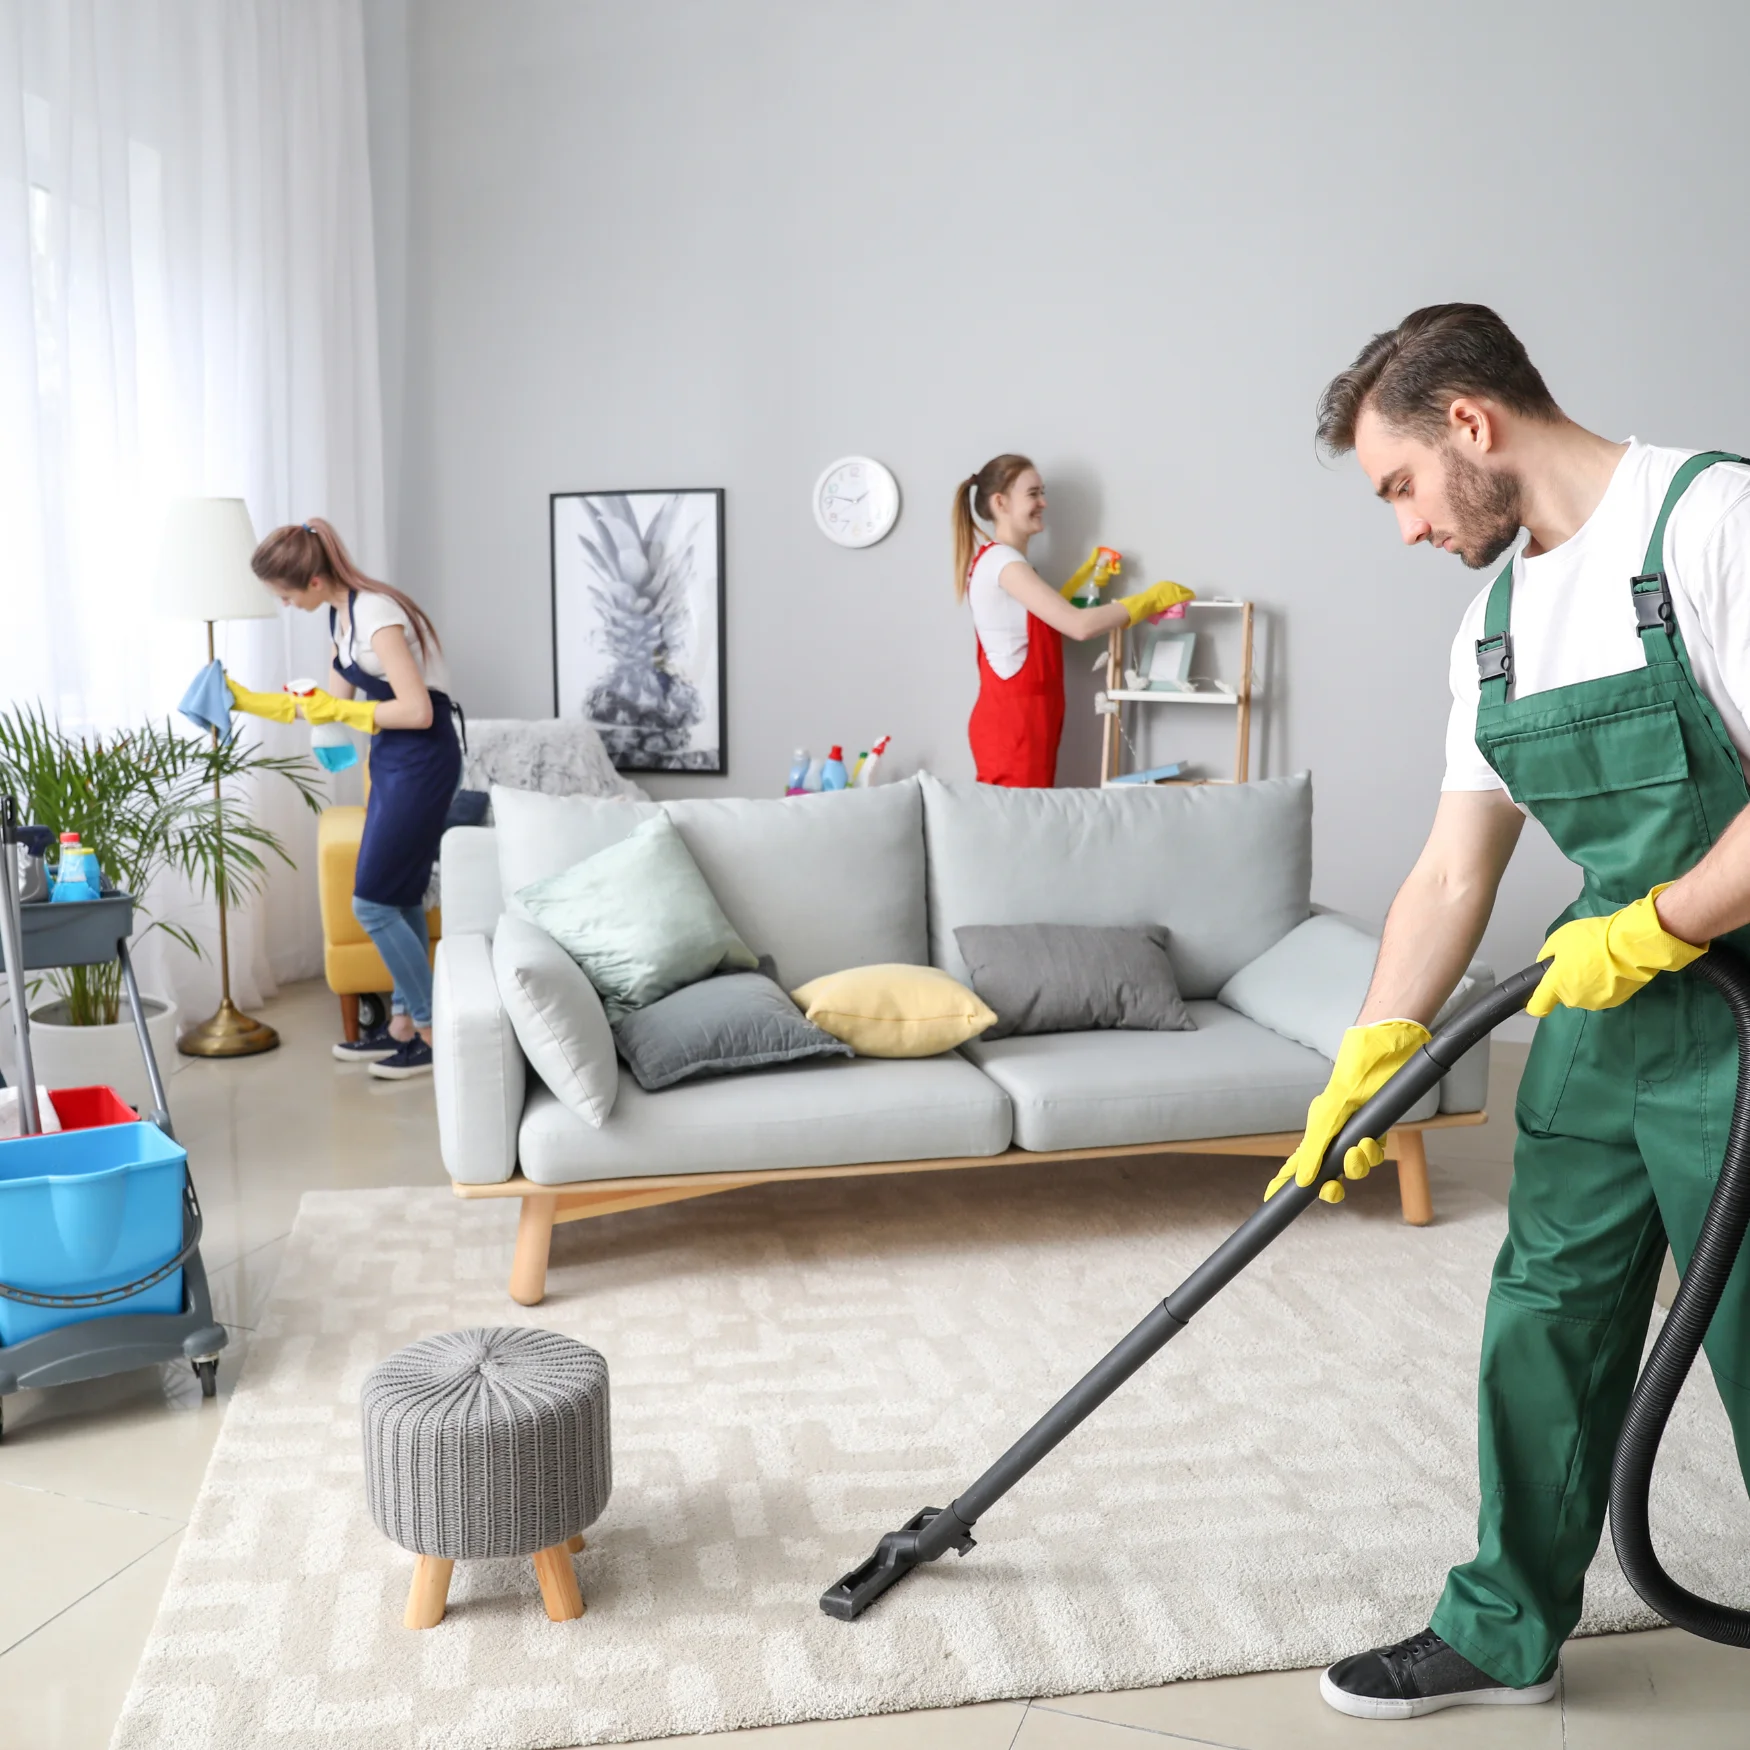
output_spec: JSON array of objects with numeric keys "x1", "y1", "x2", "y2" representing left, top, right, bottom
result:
[{"x1": 953, "y1": 454, "x2": 1192, "y2": 785}]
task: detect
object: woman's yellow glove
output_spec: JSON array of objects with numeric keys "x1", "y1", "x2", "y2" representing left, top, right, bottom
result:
[
  {"x1": 1059, "y1": 546, "x2": 1122, "y2": 600},
  {"x1": 1526, "y1": 884, "x2": 1705, "y2": 1017},
  {"x1": 1264, "y1": 1020, "x2": 1430, "y2": 1205},
  {"x1": 224, "y1": 674, "x2": 297, "y2": 724},
  {"x1": 1119, "y1": 580, "x2": 1195, "y2": 626},
  {"x1": 301, "y1": 689, "x2": 378, "y2": 734}
]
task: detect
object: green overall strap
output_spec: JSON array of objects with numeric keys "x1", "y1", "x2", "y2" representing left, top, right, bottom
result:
[
  {"x1": 1633, "y1": 450, "x2": 1750, "y2": 666},
  {"x1": 1474, "y1": 555, "x2": 1516, "y2": 708}
]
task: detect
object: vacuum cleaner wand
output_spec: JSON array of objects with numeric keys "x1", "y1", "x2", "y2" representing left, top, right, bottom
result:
[{"x1": 819, "y1": 959, "x2": 1552, "y2": 1622}]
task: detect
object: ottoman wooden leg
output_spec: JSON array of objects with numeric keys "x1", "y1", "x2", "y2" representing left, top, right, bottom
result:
[
  {"x1": 533, "y1": 1542, "x2": 586, "y2": 1620},
  {"x1": 340, "y1": 992, "x2": 360, "y2": 1043},
  {"x1": 405, "y1": 1555, "x2": 454, "y2": 1629},
  {"x1": 565, "y1": 1533, "x2": 585, "y2": 1554}
]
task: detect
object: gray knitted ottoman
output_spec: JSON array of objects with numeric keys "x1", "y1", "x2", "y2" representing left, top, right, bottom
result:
[{"x1": 360, "y1": 1326, "x2": 611, "y2": 1628}]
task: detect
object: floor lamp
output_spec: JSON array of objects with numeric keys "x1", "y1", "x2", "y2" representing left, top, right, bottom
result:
[{"x1": 155, "y1": 498, "x2": 282, "y2": 1057}]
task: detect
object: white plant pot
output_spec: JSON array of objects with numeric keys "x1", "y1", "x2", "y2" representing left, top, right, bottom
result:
[{"x1": 22, "y1": 996, "x2": 180, "y2": 1112}]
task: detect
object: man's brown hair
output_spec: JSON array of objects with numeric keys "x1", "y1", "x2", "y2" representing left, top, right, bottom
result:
[{"x1": 1316, "y1": 303, "x2": 1561, "y2": 457}]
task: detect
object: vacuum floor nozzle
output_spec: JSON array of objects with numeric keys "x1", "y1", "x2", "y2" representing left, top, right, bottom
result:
[{"x1": 818, "y1": 1505, "x2": 974, "y2": 1619}]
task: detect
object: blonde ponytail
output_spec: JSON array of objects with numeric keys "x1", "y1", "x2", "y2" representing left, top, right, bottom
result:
[{"x1": 951, "y1": 453, "x2": 1035, "y2": 602}]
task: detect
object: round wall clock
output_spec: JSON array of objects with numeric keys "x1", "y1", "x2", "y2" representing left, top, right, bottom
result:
[{"x1": 812, "y1": 456, "x2": 900, "y2": 548}]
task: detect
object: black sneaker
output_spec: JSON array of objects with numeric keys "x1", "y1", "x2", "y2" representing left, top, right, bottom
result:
[
  {"x1": 1320, "y1": 1629, "x2": 1558, "y2": 1720},
  {"x1": 332, "y1": 1025, "x2": 403, "y2": 1064},
  {"x1": 368, "y1": 1037, "x2": 434, "y2": 1080}
]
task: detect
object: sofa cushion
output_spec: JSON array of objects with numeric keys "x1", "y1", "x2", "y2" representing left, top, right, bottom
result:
[
  {"x1": 514, "y1": 815, "x2": 757, "y2": 1018},
  {"x1": 791, "y1": 963, "x2": 995, "y2": 1058},
  {"x1": 492, "y1": 779, "x2": 928, "y2": 989},
  {"x1": 492, "y1": 915, "x2": 617, "y2": 1127},
  {"x1": 955, "y1": 922, "x2": 1195, "y2": 1040},
  {"x1": 663, "y1": 783, "x2": 927, "y2": 987},
  {"x1": 612, "y1": 969, "x2": 851, "y2": 1091},
  {"x1": 517, "y1": 1052, "x2": 1012, "y2": 1184},
  {"x1": 920, "y1": 772, "x2": 1312, "y2": 1000},
  {"x1": 963, "y1": 1000, "x2": 1346, "y2": 1152},
  {"x1": 493, "y1": 784, "x2": 658, "y2": 901}
]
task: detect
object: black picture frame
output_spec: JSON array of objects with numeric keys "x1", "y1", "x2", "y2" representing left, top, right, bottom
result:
[{"x1": 549, "y1": 487, "x2": 727, "y2": 774}]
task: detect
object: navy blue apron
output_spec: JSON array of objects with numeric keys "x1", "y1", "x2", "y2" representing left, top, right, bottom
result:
[{"x1": 332, "y1": 590, "x2": 463, "y2": 909}]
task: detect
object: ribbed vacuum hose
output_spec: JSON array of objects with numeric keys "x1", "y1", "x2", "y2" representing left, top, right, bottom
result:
[{"x1": 1608, "y1": 943, "x2": 1750, "y2": 1646}]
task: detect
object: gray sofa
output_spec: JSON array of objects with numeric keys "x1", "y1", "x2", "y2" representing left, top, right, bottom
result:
[{"x1": 433, "y1": 772, "x2": 1491, "y2": 1303}]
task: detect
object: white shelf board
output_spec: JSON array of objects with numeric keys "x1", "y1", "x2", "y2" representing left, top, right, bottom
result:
[{"x1": 1106, "y1": 688, "x2": 1250, "y2": 705}]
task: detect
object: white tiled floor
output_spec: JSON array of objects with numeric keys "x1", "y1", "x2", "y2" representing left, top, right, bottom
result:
[{"x1": 3, "y1": 981, "x2": 1745, "y2": 1749}]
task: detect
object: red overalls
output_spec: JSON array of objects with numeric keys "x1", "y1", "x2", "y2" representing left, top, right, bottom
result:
[{"x1": 966, "y1": 540, "x2": 1066, "y2": 787}]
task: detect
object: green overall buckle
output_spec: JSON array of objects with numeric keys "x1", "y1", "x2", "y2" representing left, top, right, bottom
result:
[
  {"x1": 1631, "y1": 571, "x2": 1674, "y2": 633},
  {"x1": 1475, "y1": 631, "x2": 1513, "y2": 682}
]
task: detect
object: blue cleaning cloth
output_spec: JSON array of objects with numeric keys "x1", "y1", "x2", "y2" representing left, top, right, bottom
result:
[{"x1": 178, "y1": 660, "x2": 235, "y2": 743}]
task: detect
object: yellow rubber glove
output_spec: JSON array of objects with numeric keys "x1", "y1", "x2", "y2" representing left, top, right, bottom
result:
[
  {"x1": 224, "y1": 674, "x2": 297, "y2": 725},
  {"x1": 1526, "y1": 884, "x2": 1705, "y2": 1017},
  {"x1": 301, "y1": 689, "x2": 378, "y2": 735},
  {"x1": 1264, "y1": 1020, "x2": 1430, "y2": 1205},
  {"x1": 1059, "y1": 546, "x2": 1122, "y2": 600},
  {"x1": 1119, "y1": 580, "x2": 1195, "y2": 626}
]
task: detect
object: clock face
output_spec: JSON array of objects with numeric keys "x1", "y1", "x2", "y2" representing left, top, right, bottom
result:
[{"x1": 813, "y1": 456, "x2": 900, "y2": 548}]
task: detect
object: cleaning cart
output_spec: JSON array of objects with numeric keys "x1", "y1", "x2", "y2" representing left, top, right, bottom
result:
[{"x1": 0, "y1": 795, "x2": 226, "y2": 1439}]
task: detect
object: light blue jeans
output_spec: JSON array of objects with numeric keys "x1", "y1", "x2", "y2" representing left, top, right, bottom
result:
[{"x1": 351, "y1": 896, "x2": 433, "y2": 1029}]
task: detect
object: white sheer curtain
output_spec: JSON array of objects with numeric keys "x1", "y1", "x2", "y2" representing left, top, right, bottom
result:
[{"x1": 0, "y1": 0, "x2": 384, "y2": 1020}]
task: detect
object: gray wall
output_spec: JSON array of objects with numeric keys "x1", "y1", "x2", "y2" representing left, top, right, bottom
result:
[{"x1": 368, "y1": 1, "x2": 1750, "y2": 1024}]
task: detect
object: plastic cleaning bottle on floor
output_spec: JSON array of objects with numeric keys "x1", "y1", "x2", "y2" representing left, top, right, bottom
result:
[
  {"x1": 50, "y1": 833, "x2": 101, "y2": 902},
  {"x1": 785, "y1": 748, "x2": 811, "y2": 795},
  {"x1": 820, "y1": 747, "x2": 849, "y2": 791}
]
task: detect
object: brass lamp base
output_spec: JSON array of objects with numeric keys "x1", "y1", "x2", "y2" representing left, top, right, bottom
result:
[{"x1": 177, "y1": 998, "x2": 279, "y2": 1058}]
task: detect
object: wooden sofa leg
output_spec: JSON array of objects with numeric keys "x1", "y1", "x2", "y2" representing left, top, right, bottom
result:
[
  {"x1": 1392, "y1": 1128, "x2": 1434, "y2": 1227},
  {"x1": 340, "y1": 992, "x2": 360, "y2": 1043},
  {"x1": 510, "y1": 1196, "x2": 558, "y2": 1306}
]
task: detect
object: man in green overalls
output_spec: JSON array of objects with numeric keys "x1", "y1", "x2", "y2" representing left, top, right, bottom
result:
[{"x1": 1273, "y1": 303, "x2": 1750, "y2": 1720}]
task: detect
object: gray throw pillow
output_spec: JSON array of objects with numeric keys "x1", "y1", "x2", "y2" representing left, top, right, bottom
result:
[
  {"x1": 612, "y1": 969, "x2": 852, "y2": 1091},
  {"x1": 953, "y1": 922, "x2": 1196, "y2": 1040}
]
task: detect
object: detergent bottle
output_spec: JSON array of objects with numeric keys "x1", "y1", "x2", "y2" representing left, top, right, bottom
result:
[
  {"x1": 51, "y1": 833, "x2": 101, "y2": 902},
  {"x1": 820, "y1": 747, "x2": 849, "y2": 791},
  {"x1": 785, "y1": 748, "x2": 811, "y2": 795}
]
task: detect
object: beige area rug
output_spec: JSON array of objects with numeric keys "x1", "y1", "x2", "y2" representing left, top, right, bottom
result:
[{"x1": 112, "y1": 1160, "x2": 1750, "y2": 1749}]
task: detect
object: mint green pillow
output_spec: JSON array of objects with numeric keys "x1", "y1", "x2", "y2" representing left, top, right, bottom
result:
[{"x1": 513, "y1": 814, "x2": 756, "y2": 1018}]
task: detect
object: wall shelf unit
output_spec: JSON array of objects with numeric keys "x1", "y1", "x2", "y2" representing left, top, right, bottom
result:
[{"x1": 1097, "y1": 599, "x2": 1255, "y2": 786}]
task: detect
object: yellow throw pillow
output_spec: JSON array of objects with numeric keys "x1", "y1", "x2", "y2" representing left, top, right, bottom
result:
[{"x1": 791, "y1": 964, "x2": 997, "y2": 1058}]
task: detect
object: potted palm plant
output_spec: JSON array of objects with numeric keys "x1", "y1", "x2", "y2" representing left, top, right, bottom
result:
[{"x1": 0, "y1": 705, "x2": 322, "y2": 1102}]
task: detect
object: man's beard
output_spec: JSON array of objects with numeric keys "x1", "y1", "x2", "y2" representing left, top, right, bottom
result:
[{"x1": 1442, "y1": 447, "x2": 1523, "y2": 570}]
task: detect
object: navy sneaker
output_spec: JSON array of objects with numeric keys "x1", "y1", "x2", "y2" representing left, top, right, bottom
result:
[
  {"x1": 333, "y1": 1024, "x2": 404, "y2": 1064},
  {"x1": 369, "y1": 1036, "x2": 434, "y2": 1080},
  {"x1": 1320, "y1": 1630, "x2": 1558, "y2": 1719}
]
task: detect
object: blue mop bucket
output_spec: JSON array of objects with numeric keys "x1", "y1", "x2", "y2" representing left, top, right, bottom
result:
[{"x1": 0, "y1": 1120, "x2": 188, "y2": 1344}]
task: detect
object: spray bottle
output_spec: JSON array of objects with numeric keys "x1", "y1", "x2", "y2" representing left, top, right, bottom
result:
[
  {"x1": 1072, "y1": 547, "x2": 1123, "y2": 608},
  {"x1": 853, "y1": 734, "x2": 892, "y2": 787}
]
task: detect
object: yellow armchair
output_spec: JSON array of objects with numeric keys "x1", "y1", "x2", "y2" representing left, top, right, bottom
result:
[{"x1": 317, "y1": 796, "x2": 441, "y2": 1040}]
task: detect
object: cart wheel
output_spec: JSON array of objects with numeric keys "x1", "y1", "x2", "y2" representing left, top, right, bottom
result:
[
  {"x1": 193, "y1": 1359, "x2": 218, "y2": 1398},
  {"x1": 357, "y1": 992, "x2": 390, "y2": 1035}
]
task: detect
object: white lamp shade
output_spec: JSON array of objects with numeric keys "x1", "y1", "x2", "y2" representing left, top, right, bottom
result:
[{"x1": 154, "y1": 497, "x2": 277, "y2": 622}]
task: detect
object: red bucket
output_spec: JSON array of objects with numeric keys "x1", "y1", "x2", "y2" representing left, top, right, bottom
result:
[{"x1": 46, "y1": 1086, "x2": 137, "y2": 1133}]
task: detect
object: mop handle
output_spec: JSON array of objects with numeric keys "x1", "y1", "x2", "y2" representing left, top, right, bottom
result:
[{"x1": 0, "y1": 795, "x2": 41, "y2": 1137}]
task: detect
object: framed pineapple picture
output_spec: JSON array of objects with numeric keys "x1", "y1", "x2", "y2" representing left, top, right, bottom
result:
[{"x1": 550, "y1": 487, "x2": 727, "y2": 773}]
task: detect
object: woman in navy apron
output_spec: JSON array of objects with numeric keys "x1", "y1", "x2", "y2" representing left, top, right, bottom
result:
[{"x1": 251, "y1": 518, "x2": 462, "y2": 1080}]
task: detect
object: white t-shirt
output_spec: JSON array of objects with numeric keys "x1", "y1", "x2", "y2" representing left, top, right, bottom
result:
[
  {"x1": 968, "y1": 542, "x2": 1033, "y2": 679},
  {"x1": 334, "y1": 589, "x2": 453, "y2": 695},
  {"x1": 1443, "y1": 441, "x2": 1750, "y2": 793}
]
